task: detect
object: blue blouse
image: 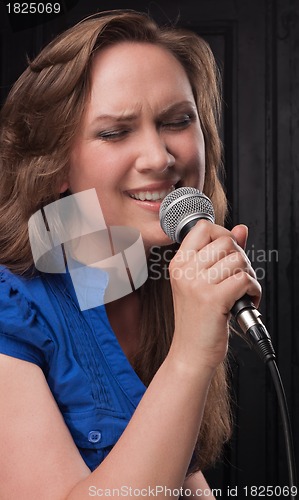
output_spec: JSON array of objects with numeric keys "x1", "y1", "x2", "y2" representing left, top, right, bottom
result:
[{"x1": 0, "y1": 265, "x2": 146, "y2": 471}]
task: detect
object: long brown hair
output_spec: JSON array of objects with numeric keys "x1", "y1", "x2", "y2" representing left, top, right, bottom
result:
[{"x1": 0, "y1": 10, "x2": 230, "y2": 473}]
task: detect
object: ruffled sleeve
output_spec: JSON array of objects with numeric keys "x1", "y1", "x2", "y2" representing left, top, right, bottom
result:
[{"x1": 0, "y1": 267, "x2": 53, "y2": 370}]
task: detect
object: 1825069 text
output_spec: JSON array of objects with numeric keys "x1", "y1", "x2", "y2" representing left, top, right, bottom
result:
[{"x1": 5, "y1": 3, "x2": 61, "y2": 14}]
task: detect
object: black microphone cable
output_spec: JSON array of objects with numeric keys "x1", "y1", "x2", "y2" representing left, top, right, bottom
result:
[
  {"x1": 160, "y1": 187, "x2": 297, "y2": 499},
  {"x1": 268, "y1": 358, "x2": 297, "y2": 499},
  {"x1": 232, "y1": 299, "x2": 297, "y2": 500}
]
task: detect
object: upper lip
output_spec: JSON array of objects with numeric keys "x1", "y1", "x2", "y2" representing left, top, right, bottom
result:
[{"x1": 125, "y1": 181, "x2": 180, "y2": 194}]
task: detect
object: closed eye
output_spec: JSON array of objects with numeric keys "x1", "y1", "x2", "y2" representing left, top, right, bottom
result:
[
  {"x1": 162, "y1": 113, "x2": 195, "y2": 130},
  {"x1": 96, "y1": 129, "x2": 130, "y2": 141}
]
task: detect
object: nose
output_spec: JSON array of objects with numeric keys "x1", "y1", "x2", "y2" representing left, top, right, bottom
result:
[{"x1": 134, "y1": 128, "x2": 175, "y2": 173}]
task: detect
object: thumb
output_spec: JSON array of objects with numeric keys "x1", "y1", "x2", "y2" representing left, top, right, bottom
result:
[{"x1": 231, "y1": 224, "x2": 248, "y2": 250}]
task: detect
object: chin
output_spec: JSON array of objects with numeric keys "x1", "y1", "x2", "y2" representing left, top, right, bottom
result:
[{"x1": 142, "y1": 231, "x2": 174, "y2": 254}]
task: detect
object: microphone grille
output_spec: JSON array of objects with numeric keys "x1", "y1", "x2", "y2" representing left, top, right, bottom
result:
[{"x1": 159, "y1": 187, "x2": 215, "y2": 242}]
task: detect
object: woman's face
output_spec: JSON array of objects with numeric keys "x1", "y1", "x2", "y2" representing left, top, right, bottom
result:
[{"x1": 68, "y1": 42, "x2": 205, "y2": 250}]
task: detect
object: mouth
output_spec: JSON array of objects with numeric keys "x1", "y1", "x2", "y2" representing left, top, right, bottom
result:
[{"x1": 127, "y1": 185, "x2": 176, "y2": 202}]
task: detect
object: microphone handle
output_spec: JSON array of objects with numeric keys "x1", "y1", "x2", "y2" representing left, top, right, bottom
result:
[{"x1": 231, "y1": 294, "x2": 275, "y2": 363}]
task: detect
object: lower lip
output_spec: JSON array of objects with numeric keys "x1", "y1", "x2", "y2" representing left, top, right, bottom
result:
[{"x1": 127, "y1": 195, "x2": 163, "y2": 213}]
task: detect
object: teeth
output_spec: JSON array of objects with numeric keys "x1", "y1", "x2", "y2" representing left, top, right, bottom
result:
[{"x1": 129, "y1": 186, "x2": 175, "y2": 201}]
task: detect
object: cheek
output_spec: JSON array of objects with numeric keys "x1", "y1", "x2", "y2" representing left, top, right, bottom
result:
[
  {"x1": 175, "y1": 131, "x2": 205, "y2": 188},
  {"x1": 193, "y1": 129, "x2": 206, "y2": 189},
  {"x1": 69, "y1": 140, "x2": 135, "y2": 192},
  {"x1": 68, "y1": 147, "x2": 114, "y2": 192},
  {"x1": 197, "y1": 145, "x2": 206, "y2": 188}
]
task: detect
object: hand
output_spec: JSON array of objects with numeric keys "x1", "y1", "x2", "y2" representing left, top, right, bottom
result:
[{"x1": 168, "y1": 221, "x2": 261, "y2": 370}]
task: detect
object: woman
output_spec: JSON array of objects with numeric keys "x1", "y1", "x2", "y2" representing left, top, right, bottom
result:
[{"x1": 0, "y1": 10, "x2": 260, "y2": 498}]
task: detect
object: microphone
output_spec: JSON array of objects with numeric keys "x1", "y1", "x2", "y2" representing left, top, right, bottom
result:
[{"x1": 159, "y1": 187, "x2": 276, "y2": 363}]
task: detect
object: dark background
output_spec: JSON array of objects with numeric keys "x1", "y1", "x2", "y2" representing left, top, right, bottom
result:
[{"x1": 1, "y1": 0, "x2": 298, "y2": 497}]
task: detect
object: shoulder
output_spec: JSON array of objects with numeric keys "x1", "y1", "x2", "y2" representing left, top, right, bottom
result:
[
  {"x1": 0, "y1": 266, "x2": 49, "y2": 330},
  {"x1": 0, "y1": 266, "x2": 56, "y2": 367}
]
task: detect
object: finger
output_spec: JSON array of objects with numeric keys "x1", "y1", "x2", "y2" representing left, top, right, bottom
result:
[
  {"x1": 205, "y1": 252, "x2": 257, "y2": 285},
  {"x1": 195, "y1": 235, "x2": 241, "y2": 271},
  {"x1": 217, "y1": 271, "x2": 262, "y2": 311},
  {"x1": 177, "y1": 220, "x2": 234, "y2": 259},
  {"x1": 231, "y1": 224, "x2": 248, "y2": 250}
]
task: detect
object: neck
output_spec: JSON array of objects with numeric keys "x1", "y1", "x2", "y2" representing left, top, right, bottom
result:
[{"x1": 105, "y1": 291, "x2": 141, "y2": 363}]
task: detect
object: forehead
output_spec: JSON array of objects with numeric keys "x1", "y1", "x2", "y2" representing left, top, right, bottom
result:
[
  {"x1": 90, "y1": 41, "x2": 190, "y2": 83},
  {"x1": 86, "y1": 42, "x2": 194, "y2": 115}
]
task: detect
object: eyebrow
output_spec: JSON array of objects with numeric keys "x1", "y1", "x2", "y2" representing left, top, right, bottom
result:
[
  {"x1": 90, "y1": 100, "x2": 197, "y2": 125},
  {"x1": 159, "y1": 100, "x2": 197, "y2": 118},
  {"x1": 91, "y1": 112, "x2": 138, "y2": 124}
]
